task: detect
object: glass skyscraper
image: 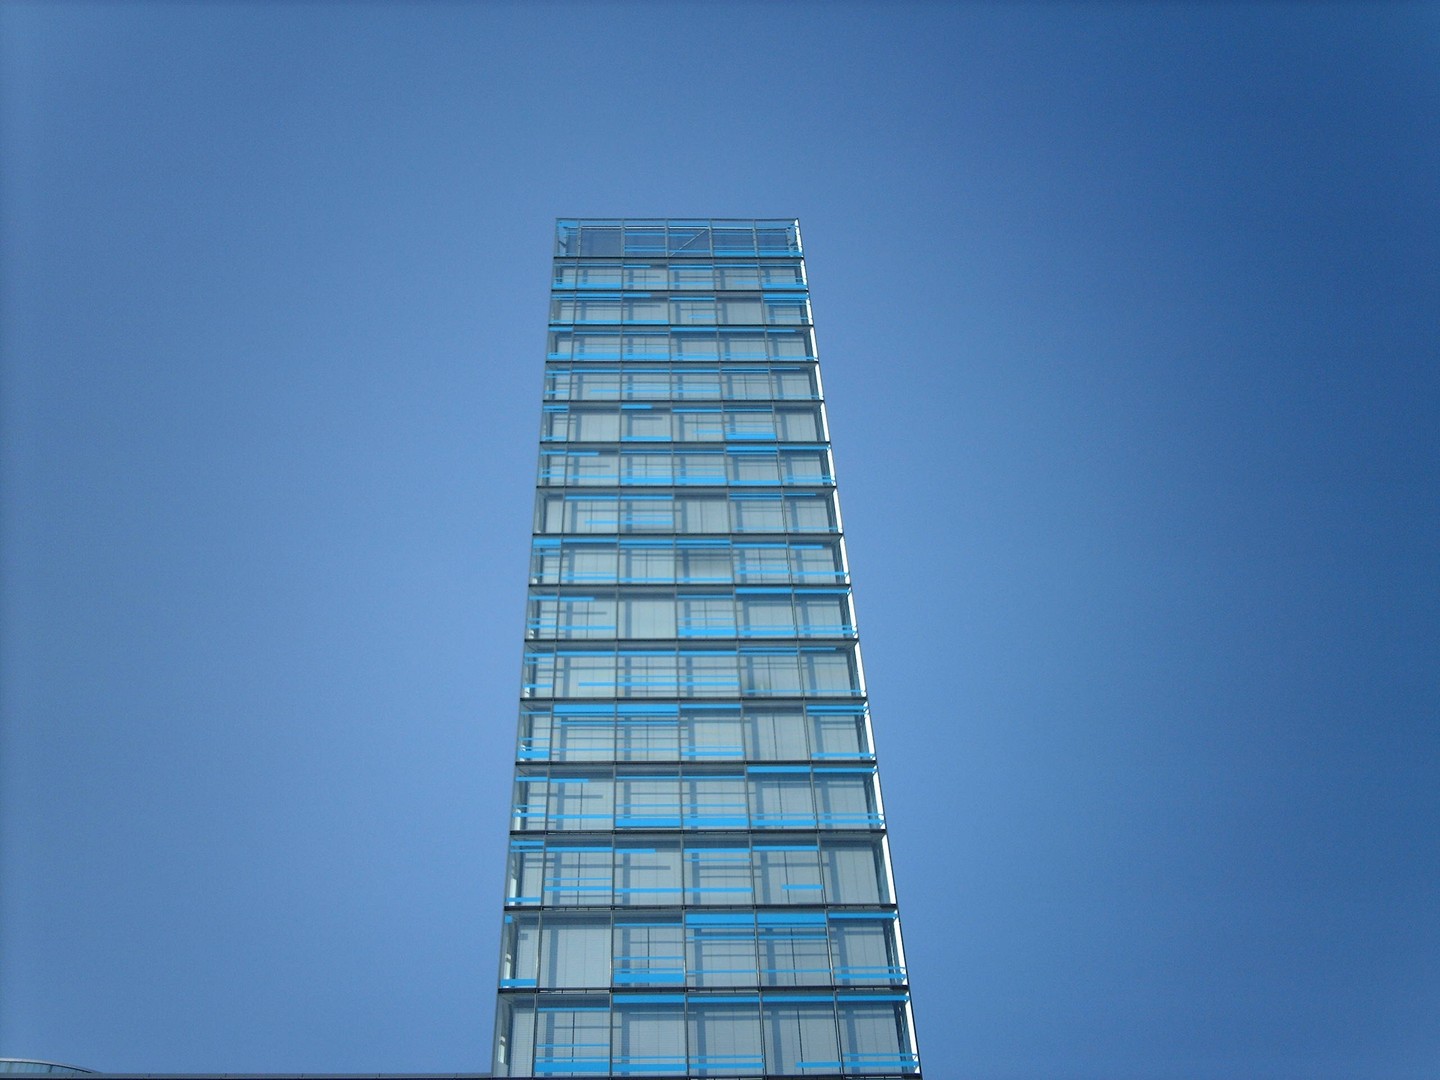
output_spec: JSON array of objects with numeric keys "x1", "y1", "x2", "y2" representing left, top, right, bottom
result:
[{"x1": 492, "y1": 219, "x2": 922, "y2": 1079}]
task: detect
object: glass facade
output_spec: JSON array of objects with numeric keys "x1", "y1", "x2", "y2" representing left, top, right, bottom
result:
[{"x1": 493, "y1": 219, "x2": 921, "y2": 1079}]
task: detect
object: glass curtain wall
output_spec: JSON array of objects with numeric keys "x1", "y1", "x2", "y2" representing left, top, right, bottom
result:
[{"x1": 494, "y1": 219, "x2": 921, "y2": 1079}]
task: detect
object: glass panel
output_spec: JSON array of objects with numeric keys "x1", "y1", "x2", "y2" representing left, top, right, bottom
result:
[
  {"x1": 614, "y1": 918, "x2": 685, "y2": 986},
  {"x1": 572, "y1": 331, "x2": 622, "y2": 360},
  {"x1": 620, "y1": 542, "x2": 674, "y2": 584},
  {"x1": 746, "y1": 708, "x2": 810, "y2": 760},
  {"x1": 622, "y1": 227, "x2": 666, "y2": 256},
  {"x1": 549, "y1": 772, "x2": 614, "y2": 831},
  {"x1": 688, "y1": 998, "x2": 764, "y2": 1075},
  {"x1": 761, "y1": 261, "x2": 806, "y2": 288},
  {"x1": 674, "y1": 451, "x2": 726, "y2": 485},
  {"x1": 678, "y1": 595, "x2": 735, "y2": 638},
  {"x1": 679, "y1": 650, "x2": 741, "y2": 698},
  {"x1": 613, "y1": 650, "x2": 672, "y2": 697},
  {"x1": 614, "y1": 840, "x2": 682, "y2": 906},
  {"x1": 751, "y1": 774, "x2": 816, "y2": 829},
  {"x1": 762, "y1": 999, "x2": 840, "y2": 1073},
  {"x1": 619, "y1": 496, "x2": 677, "y2": 533},
  {"x1": 552, "y1": 709, "x2": 616, "y2": 762},
  {"x1": 801, "y1": 646, "x2": 857, "y2": 694},
  {"x1": 725, "y1": 409, "x2": 778, "y2": 440},
  {"x1": 498, "y1": 914, "x2": 539, "y2": 988},
  {"x1": 544, "y1": 844, "x2": 612, "y2": 906},
  {"x1": 740, "y1": 649, "x2": 801, "y2": 696},
  {"x1": 674, "y1": 370, "x2": 722, "y2": 398},
  {"x1": 718, "y1": 330, "x2": 768, "y2": 361},
  {"x1": 680, "y1": 708, "x2": 745, "y2": 760},
  {"x1": 611, "y1": 999, "x2": 686, "y2": 1076},
  {"x1": 739, "y1": 595, "x2": 794, "y2": 637},
  {"x1": 676, "y1": 543, "x2": 731, "y2": 584},
  {"x1": 837, "y1": 999, "x2": 918, "y2": 1074},
  {"x1": 621, "y1": 408, "x2": 670, "y2": 441},
  {"x1": 672, "y1": 298, "x2": 718, "y2": 325},
  {"x1": 506, "y1": 844, "x2": 545, "y2": 905},
  {"x1": 517, "y1": 706, "x2": 553, "y2": 761},
  {"x1": 533, "y1": 998, "x2": 611, "y2": 1075},
  {"x1": 734, "y1": 544, "x2": 791, "y2": 583},
  {"x1": 512, "y1": 775, "x2": 548, "y2": 832},
  {"x1": 794, "y1": 594, "x2": 850, "y2": 637},
  {"x1": 562, "y1": 544, "x2": 617, "y2": 584},
  {"x1": 619, "y1": 263, "x2": 666, "y2": 290},
  {"x1": 758, "y1": 914, "x2": 831, "y2": 986},
  {"x1": 764, "y1": 297, "x2": 810, "y2": 325},
  {"x1": 754, "y1": 845, "x2": 824, "y2": 905},
  {"x1": 619, "y1": 452, "x2": 670, "y2": 486},
  {"x1": 624, "y1": 296, "x2": 667, "y2": 322},
  {"x1": 616, "y1": 775, "x2": 682, "y2": 828},
  {"x1": 756, "y1": 222, "x2": 800, "y2": 255},
  {"x1": 683, "y1": 774, "x2": 749, "y2": 828},
  {"x1": 616, "y1": 708, "x2": 679, "y2": 760},
  {"x1": 777, "y1": 407, "x2": 820, "y2": 441},
  {"x1": 715, "y1": 263, "x2": 762, "y2": 290},
  {"x1": 768, "y1": 328, "x2": 814, "y2": 359},
  {"x1": 618, "y1": 595, "x2": 676, "y2": 639},
  {"x1": 575, "y1": 263, "x2": 623, "y2": 288},
  {"x1": 673, "y1": 332, "x2": 719, "y2": 362},
  {"x1": 686, "y1": 915, "x2": 758, "y2": 988},
  {"x1": 730, "y1": 451, "x2": 781, "y2": 485},
  {"x1": 774, "y1": 367, "x2": 816, "y2": 399},
  {"x1": 782, "y1": 450, "x2": 830, "y2": 485},
  {"x1": 684, "y1": 840, "x2": 754, "y2": 905},
  {"x1": 830, "y1": 917, "x2": 904, "y2": 985},
  {"x1": 540, "y1": 915, "x2": 612, "y2": 988},
  {"x1": 573, "y1": 409, "x2": 622, "y2": 441},
  {"x1": 580, "y1": 227, "x2": 622, "y2": 256},
  {"x1": 731, "y1": 497, "x2": 785, "y2": 533},
  {"x1": 675, "y1": 496, "x2": 728, "y2": 533},
  {"x1": 815, "y1": 771, "x2": 879, "y2": 828},
  {"x1": 720, "y1": 297, "x2": 764, "y2": 325},
  {"x1": 821, "y1": 839, "x2": 889, "y2": 905},
  {"x1": 711, "y1": 225, "x2": 756, "y2": 255},
  {"x1": 532, "y1": 542, "x2": 562, "y2": 584},
  {"x1": 492, "y1": 995, "x2": 536, "y2": 1076},
  {"x1": 553, "y1": 651, "x2": 616, "y2": 698},
  {"x1": 810, "y1": 710, "x2": 870, "y2": 759},
  {"x1": 623, "y1": 332, "x2": 669, "y2": 360},
  {"x1": 791, "y1": 542, "x2": 845, "y2": 583}
]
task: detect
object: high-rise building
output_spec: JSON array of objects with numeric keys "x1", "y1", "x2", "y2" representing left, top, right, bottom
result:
[{"x1": 492, "y1": 219, "x2": 922, "y2": 1079}]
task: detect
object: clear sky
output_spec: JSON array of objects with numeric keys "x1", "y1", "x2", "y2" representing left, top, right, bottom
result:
[{"x1": 1, "y1": 3, "x2": 1436, "y2": 1078}]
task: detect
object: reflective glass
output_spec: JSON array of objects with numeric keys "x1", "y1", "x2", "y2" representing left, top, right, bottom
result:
[{"x1": 499, "y1": 221, "x2": 918, "y2": 1077}]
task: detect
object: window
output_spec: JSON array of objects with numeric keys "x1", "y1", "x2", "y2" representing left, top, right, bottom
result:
[
  {"x1": 830, "y1": 916, "x2": 904, "y2": 985},
  {"x1": 539, "y1": 915, "x2": 611, "y2": 988},
  {"x1": 533, "y1": 998, "x2": 611, "y2": 1074},
  {"x1": 544, "y1": 844, "x2": 612, "y2": 906},
  {"x1": 821, "y1": 839, "x2": 889, "y2": 905},
  {"x1": 762, "y1": 999, "x2": 840, "y2": 1073},
  {"x1": 758, "y1": 913, "x2": 831, "y2": 986},
  {"x1": 684, "y1": 841, "x2": 753, "y2": 905},
  {"x1": 687, "y1": 915, "x2": 758, "y2": 988},
  {"x1": 754, "y1": 844, "x2": 824, "y2": 905},
  {"x1": 611, "y1": 998, "x2": 686, "y2": 1076},
  {"x1": 616, "y1": 775, "x2": 682, "y2": 828},
  {"x1": 614, "y1": 841, "x2": 682, "y2": 906},
  {"x1": 689, "y1": 998, "x2": 764, "y2": 1074},
  {"x1": 683, "y1": 773, "x2": 749, "y2": 828},
  {"x1": 837, "y1": 997, "x2": 918, "y2": 1074},
  {"x1": 614, "y1": 918, "x2": 685, "y2": 986},
  {"x1": 746, "y1": 708, "x2": 810, "y2": 760}
]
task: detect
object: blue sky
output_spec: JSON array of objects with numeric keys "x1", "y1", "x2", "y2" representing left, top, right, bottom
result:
[{"x1": 1, "y1": 3, "x2": 1436, "y2": 1078}]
